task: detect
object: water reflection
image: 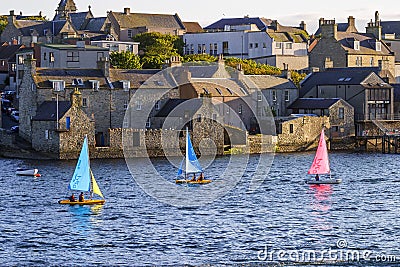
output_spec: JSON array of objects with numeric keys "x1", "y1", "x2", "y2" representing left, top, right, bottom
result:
[
  {"x1": 68, "y1": 204, "x2": 104, "y2": 233},
  {"x1": 309, "y1": 184, "x2": 333, "y2": 231}
]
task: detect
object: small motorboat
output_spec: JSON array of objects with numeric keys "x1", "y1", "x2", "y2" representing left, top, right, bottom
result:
[{"x1": 16, "y1": 168, "x2": 41, "y2": 177}]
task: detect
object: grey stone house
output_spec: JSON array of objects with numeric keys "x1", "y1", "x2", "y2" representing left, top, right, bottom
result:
[
  {"x1": 309, "y1": 13, "x2": 396, "y2": 80},
  {"x1": 300, "y1": 67, "x2": 394, "y2": 135},
  {"x1": 287, "y1": 98, "x2": 355, "y2": 137},
  {"x1": 31, "y1": 89, "x2": 95, "y2": 159}
]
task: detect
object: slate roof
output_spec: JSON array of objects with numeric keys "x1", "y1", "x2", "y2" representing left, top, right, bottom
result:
[
  {"x1": 246, "y1": 75, "x2": 298, "y2": 90},
  {"x1": 287, "y1": 98, "x2": 341, "y2": 109},
  {"x1": 314, "y1": 22, "x2": 358, "y2": 35},
  {"x1": 33, "y1": 69, "x2": 109, "y2": 88},
  {"x1": 16, "y1": 20, "x2": 71, "y2": 36},
  {"x1": 0, "y1": 44, "x2": 24, "y2": 60},
  {"x1": 392, "y1": 84, "x2": 400, "y2": 102},
  {"x1": 205, "y1": 17, "x2": 272, "y2": 31},
  {"x1": 337, "y1": 32, "x2": 392, "y2": 55},
  {"x1": 267, "y1": 32, "x2": 307, "y2": 43},
  {"x1": 69, "y1": 12, "x2": 91, "y2": 30},
  {"x1": 32, "y1": 101, "x2": 71, "y2": 121},
  {"x1": 300, "y1": 68, "x2": 391, "y2": 97},
  {"x1": 155, "y1": 98, "x2": 202, "y2": 117},
  {"x1": 109, "y1": 69, "x2": 162, "y2": 89},
  {"x1": 183, "y1": 79, "x2": 247, "y2": 97},
  {"x1": 84, "y1": 17, "x2": 107, "y2": 32},
  {"x1": 110, "y1": 12, "x2": 185, "y2": 30}
]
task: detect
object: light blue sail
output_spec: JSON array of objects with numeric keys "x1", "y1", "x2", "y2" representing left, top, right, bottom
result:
[
  {"x1": 69, "y1": 136, "x2": 91, "y2": 192},
  {"x1": 185, "y1": 129, "x2": 203, "y2": 174},
  {"x1": 176, "y1": 158, "x2": 184, "y2": 177}
]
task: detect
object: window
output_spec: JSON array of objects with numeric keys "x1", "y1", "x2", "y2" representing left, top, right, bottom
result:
[
  {"x1": 272, "y1": 90, "x2": 277, "y2": 101},
  {"x1": 82, "y1": 97, "x2": 88, "y2": 107},
  {"x1": 249, "y1": 43, "x2": 253, "y2": 49},
  {"x1": 18, "y1": 55, "x2": 24, "y2": 65},
  {"x1": 67, "y1": 51, "x2": 79, "y2": 62},
  {"x1": 145, "y1": 118, "x2": 151, "y2": 128},
  {"x1": 263, "y1": 42, "x2": 267, "y2": 48},
  {"x1": 202, "y1": 44, "x2": 206, "y2": 54},
  {"x1": 45, "y1": 130, "x2": 49, "y2": 140},
  {"x1": 127, "y1": 29, "x2": 133, "y2": 39},
  {"x1": 275, "y1": 42, "x2": 282, "y2": 49},
  {"x1": 376, "y1": 42, "x2": 381, "y2": 51},
  {"x1": 285, "y1": 43, "x2": 292, "y2": 49},
  {"x1": 339, "y1": 107, "x2": 344, "y2": 119},
  {"x1": 155, "y1": 100, "x2": 160, "y2": 110},
  {"x1": 11, "y1": 64, "x2": 16, "y2": 72},
  {"x1": 197, "y1": 114, "x2": 202, "y2": 122},
  {"x1": 223, "y1": 41, "x2": 228, "y2": 54},
  {"x1": 136, "y1": 100, "x2": 142, "y2": 110},
  {"x1": 238, "y1": 104, "x2": 243, "y2": 114},
  {"x1": 43, "y1": 52, "x2": 47, "y2": 60},
  {"x1": 122, "y1": 80, "x2": 130, "y2": 91},
  {"x1": 124, "y1": 100, "x2": 128, "y2": 110},
  {"x1": 72, "y1": 78, "x2": 84, "y2": 86},
  {"x1": 197, "y1": 44, "x2": 202, "y2": 54},
  {"x1": 284, "y1": 90, "x2": 290, "y2": 102},
  {"x1": 257, "y1": 91, "x2": 262, "y2": 102},
  {"x1": 52, "y1": 80, "x2": 65, "y2": 91},
  {"x1": 354, "y1": 41, "x2": 360, "y2": 50},
  {"x1": 97, "y1": 52, "x2": 104, "y2": 61},
  {"x1": 90, "y1": 80, "x2": 99, "y2": 91},
  {"x1": 255, "y1": 43, "x2": 258, "y2": 48},
  {"x1": 289, "y1": 124, "x2": 294, "y2": 134},
  {"x1": 49, "y1": 52, "x2": 55, "y2": 63},
  {"x1": 370, "y1": 57, "x2": 374, "y2": 66}
]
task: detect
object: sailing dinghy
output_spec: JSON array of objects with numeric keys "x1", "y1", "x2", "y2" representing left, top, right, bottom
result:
[
  {"x1": 175, "y1": 129, "x2": 211, "y2": 185},
  {"x1": 306, "y1": 128, "x2": 341, "y2": 185},
  {"x1": 58, "y1": 136, "x2": 105, "y2": 205}
]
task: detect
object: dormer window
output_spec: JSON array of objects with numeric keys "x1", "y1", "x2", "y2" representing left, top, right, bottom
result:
[
  {"x1": 89, "y1": 80, "x2": 99, "y2": 91},
  {"x1": 72, "y1": 78, "x2": 84, "y2": 86},
  {"x1": 122, "y1": 80, "x2": 130, "y2": 91},
  {"x1": 51, "y1": 80, "x2": 65, "y2": 91},
  {"x1": 354, "y1": 40, "x2": 360, "y2": 50},
  {"x1": 375, "y1": 42, "x2": 381, "y2": 51}
]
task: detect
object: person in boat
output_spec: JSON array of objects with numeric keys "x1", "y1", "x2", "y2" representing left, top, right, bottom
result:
[
  {"x1": 79, "y1": 192, "x2": 85, "y2": 202},
  {"x1": 198, "y1": 173, "x2": 204, "y2": 181},
  {"x1": 315, "y1": 174, "x2": 320, "y2": 181},
  {"x1": 190, "y1": 174, "x2": 196, "y2": 182},
  {"x1": 69, "y1": 193, "x2": 76, "y2": 202}
]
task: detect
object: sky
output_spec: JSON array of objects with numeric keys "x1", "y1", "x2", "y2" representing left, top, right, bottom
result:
[{"x1": 2, "y1": 0, "x2": 400, "y2": 34}]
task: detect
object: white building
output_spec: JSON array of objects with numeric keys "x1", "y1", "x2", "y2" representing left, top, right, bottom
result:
[
  {"x1": 91, "y1": 40, "x2": 139, "y2": 54},
  {"x1": 183, "y1": 19, "x2": 309, "y2": 71}
]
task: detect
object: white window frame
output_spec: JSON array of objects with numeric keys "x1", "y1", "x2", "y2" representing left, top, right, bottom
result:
[
  {"x1": 155, "y1": 100, "x2": 160, "y2": 110},
  {"x1": 90, "y1": 80, "x2": 99, "y2": 91},
  {"x1": 51, "y1": 80, "x2": 65, "y2": 91},
  {"x1": 284, "y1": 90, "x2": 290, "y2": 102},
  {"x1": 136, "y1": 100, "x2": 142, "y2": 110},
  {"x1": 122, "y1": 80, "x2": 130, "y2": 91},
  {"x1": 82, "y1": 97, "x2": 88, "y2": 107},
  {"x1": 145, "y1": 118, "x2": 151, "y2": 128},
  {"x1": 272, "y1": 90, "x2": 277, "y2": 101},
  {"x1": 124, "y1": 100, "x2": 128, "y2": 110}
]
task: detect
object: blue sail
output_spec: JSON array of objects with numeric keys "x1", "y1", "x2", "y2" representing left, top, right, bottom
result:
[
  {"x1": 185, "y1": 129, "x2": 203, "y2": 174},
  {"x1": 176, "y1": 158, "x2": 184, "y2": 177},
  {"x1": 69, "y1": 136, "x2": 91, "y2": 192}
]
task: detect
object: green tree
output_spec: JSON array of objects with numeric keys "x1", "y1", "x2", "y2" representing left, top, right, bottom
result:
[
  {"x1": 183, "y1": 54, "x2": 217, "y2": 63},
  {"x1": 133, "y1": 32, "x2": 183, "y2": 69},
  {"x1": 224, "y1": 57, "x2": 281, "y2": 75},
  {"x1": 110, "y1": 51, "x2": 142, "y2": 69},
  {"x1": 0, "y1": 16, "x2": 7, "y2": 35},
  {"x1": 290, "y1": 71, "x2": 308, "y2": 88}
]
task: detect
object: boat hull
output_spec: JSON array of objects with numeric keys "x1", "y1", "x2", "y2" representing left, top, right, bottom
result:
[
  {"x1": 175, "y1": 179, "x2": 212, "y2": 184},
  {"x1": 58, "y1": 199, "x2": 106, "y2": 205},
  {"x1": 16, "y1": 168, "x2": 39, "y2": 176},
  {"x1": 306, "y1": 179, "x2": 342, "y2": 185}
]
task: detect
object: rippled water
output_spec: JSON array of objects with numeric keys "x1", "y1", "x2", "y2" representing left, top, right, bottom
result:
[{"x1": 0, "y1": 152, "x2": 399, "y2": 266}]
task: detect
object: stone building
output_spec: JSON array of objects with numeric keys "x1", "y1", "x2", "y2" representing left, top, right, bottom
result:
[
  {"x1": 31, "y1": 88, "x2": 95, "y2": 159},
  {"x1": 107, "y1": 8, "x2": 186, "y2": 41},
  {"x1": 300, "y1": 67, "x2": 394, "y2": 135},
  {"x1": 287, "y1": 98, "x2": 355, "y2": 138},
  {"x1": 0, "y1": 42, "x2": 25, "y2": 90},
  {"x1": 309, "y1": 13, "x2": 396, "y2": 80}
]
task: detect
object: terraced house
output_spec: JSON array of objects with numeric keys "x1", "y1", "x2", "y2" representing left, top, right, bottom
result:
[
  {"x1": 183, "y1": 17, "x2": 309, "y2": 71},
  {"x1": 309, "y1": 12, "x2": 396, "y2": 81}
]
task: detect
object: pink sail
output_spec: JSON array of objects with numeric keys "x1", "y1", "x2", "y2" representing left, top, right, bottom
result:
[{"x1": 308, "y1": 129, "x2": 330, "y2": 175}]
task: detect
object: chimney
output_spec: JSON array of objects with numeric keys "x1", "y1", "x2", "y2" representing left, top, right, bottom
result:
[
  {"x1": 320, "y1": 19, "x2": 337, "y2": 39},
  {"x1": 299, "y1": 21, "x2": 306, "y2": 32},
  {"x1": 8, "y1": 10, "x2": 16, "y2": 25},
  {"x1": 97, "y1": 57, "x2": 110, "y2": 78},
  {"x1": 124, "y1": 7, "x2": 130, "y2": 15},
  {"x1": 168, "y1": 56, "x2": 182, "y2": 67},
  {"x1": 271, "y1": 20, "x2": 279, "y2": 31},
  {"x1": 366, "y1": 11, "x2": 382, "y2": 40},
  {"x1": 347, "y1": 16, "x2": 357, "y2": 32},
  {"x1": 70, "y1": 88, "x2": 82, "y2": 108},
  {"x1": 281, "y1": 63, "x2": 291, "y2": 79},
  {"x1": 24, "y1": 58, "x2": 37, "y2": 76}
]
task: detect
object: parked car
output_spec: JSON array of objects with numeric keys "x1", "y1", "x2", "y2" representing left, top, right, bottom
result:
[
  {"x1": 1, "y1": 98, "x2": 11, "y2": 112},
  {"x1": 11, "y1": 110, "x2": 19, "y2": 122},
  {"x1": 6, "y1": 107, "x2": 16, "y2": 116}
]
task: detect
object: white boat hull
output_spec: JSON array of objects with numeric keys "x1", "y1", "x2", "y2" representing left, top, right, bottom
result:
[
  {"x1": 306, "y1": 179, "x2": 342, "y2": 185},
  {"x1": 16, "y1": 168, "x2": 39, "y2": 176}
]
